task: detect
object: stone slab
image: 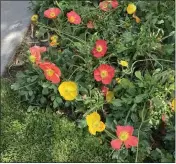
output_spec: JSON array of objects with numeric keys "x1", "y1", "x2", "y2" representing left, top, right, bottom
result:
[{"x1": 1, "y1": 1, "x2": 32, "y2": 75}]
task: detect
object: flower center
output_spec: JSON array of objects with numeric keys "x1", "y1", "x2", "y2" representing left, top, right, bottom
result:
[
  {"x1": 100, "y1": 70, "x2": 108, "y2": 78},
  {"x1": 119, "y1": 131, "x2": 129, "y2": 141},
  {"x1": 96, "y1": 45, "x2": 103, "y2": 52},
  {"x1": 50, "y1": 12, "x2": 56, "y2": 18},
  {"x1": 69, "y1": 16, "x2": 75, "y2": 23},
  {"x1": 46, "y1": 69, "x2": 54, "y2": 76},
  {"x1": 103, "y1": 3, "x2": 108, "y2": 9},
  {"x1": 29, "y1": 55, "x2": 36, "y2": 63}
]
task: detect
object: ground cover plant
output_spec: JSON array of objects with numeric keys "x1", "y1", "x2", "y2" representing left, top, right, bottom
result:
[
  {"x1": 11, "y1": 0, "x2": 175, "y2": 162},
  {"x1": 1, "y1": 79, "x2": 113, "y2": 162}
]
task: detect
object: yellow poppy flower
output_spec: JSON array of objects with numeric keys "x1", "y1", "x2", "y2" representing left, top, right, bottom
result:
[
  {"x1": 86, "y1": 112, "x2": 105, "y2": 135},
  {"x1": 171, "y1": 99, "x2": 175, "y2": 111},
  {"x1": 106, "y1": 91, "x2": 114, "y2": 103},
  {"x1": 127, "y1": 3, "x2": 136, "y2": 15},
  {"x1": 50, "y1": 35, "x2": 58, "y2": 41},
  {"x1": 31, "y1": 14, "x2": 39, "y2": 22},
  {"x1": 58, "y1": 81, "x2": 78, "y2": 101},
  {"x1": 116, "y1": 78, "x2": 121, "y2": 84},
  {"x1": 119, "y1": 60, "x2": 128, "y2": 67}
]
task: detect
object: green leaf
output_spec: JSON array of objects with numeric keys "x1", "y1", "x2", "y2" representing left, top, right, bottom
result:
[
  {"x1": 134, "y1": 94, "x2": 147, "y2": 103},
  {"x1": 42, "y1": 88, "x2": 49, "y2": 95},
  {"x1": 11, "y1": 83, "x2": 20, "y2": 90},
  {"x1": 152, "y1": 97, "x2": 163, "y2": 107},
  {"x1": 27, "y1": 106, "x2": 35, "y2": 112},
  {"x1": 77, "y1": 119, "x2": 87, "y2": 128},
  {"x1": 135, "y1": 71, "x2": 143, "y2": 81},
  {"x1": 111, "y1": 99, "x2": 122, "y2": 107}
]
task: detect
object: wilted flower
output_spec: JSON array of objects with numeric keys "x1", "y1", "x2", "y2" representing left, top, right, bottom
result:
[
  {"x1": 106, "y1": 91, "x2": 114, "y2": 103},
  {"x1": 87, "y1": 20, "x2": 94, "y2": 29},
  {"x1": 99, "y1": 0, "x2": 119, "y2": 11},
  {"x1": 101, "y1": 86, "x2": 109, "y2": 96},
  {"x1": 116, "y1": 78, "x2": 121, "y2": 84}
]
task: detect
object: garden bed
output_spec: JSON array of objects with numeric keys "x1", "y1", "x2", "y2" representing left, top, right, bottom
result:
[{"x1": 9, "y1": 0, "x2": 175, "y2": 163}]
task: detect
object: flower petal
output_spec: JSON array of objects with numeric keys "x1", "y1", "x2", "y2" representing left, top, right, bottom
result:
[
  {"x1": 89, "y1": 126, "x2": 96, "y2": 135},
  {"x1": 116, "y1": 125, "x2": 134, "y2": 138},
  {"x1": 111, "y1": 139, "x2": 122, "y2": 150},
  {"x1": 124, "y1": 136, "x2": 138, "y2": 148},
  {"x1": 96, "y1": 121, "x2": 105, "y2": 132}
]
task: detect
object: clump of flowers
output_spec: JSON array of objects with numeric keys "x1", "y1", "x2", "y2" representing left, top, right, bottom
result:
[
  {"x1": 58, "y1": 81, "x2": 78, "y2": 101},
  {"x1": 94, "y1": 64, "x2": 115, "y2": 84},
  {"x1": 86, "y1": 112, "x2": 105, "y2": 135},
  {"x1": 67, "y1": 11, "x2": 81, "y2": 24},
  {"x1": 39, "y1": 62, "x2": 61, "y2": 84},
  {"x1": 44, "y1": 8, "x2": 61, "y2": 19},
  {"x1": 111, "y1": 125, "x2": 138, "y2": 150},
  {"x1": 92, "y1": 40, "x2": 108, "y2": 58}
]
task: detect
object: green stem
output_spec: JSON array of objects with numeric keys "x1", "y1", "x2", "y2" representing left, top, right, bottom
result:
[
  {"x1": 104, "y1": 129, "x2": 117, "y2": 139},
  {"x1": 72, "y1": 55, "x2": 86, "y2": 63},
  {"x1": 17, "y1": 81, "x2": 37, "y2": 90},
  {"x1": 68, "y1": 67, "x2": 80, "y2": 80},
  {"x1": 135, "y1": 103, "x2": 147, "y2": 163},
  {"x1": 124, "y1": 109, "x2": 131, "y2": 124},
  {"x1": 83, "y1": 103, "x2": 104, "y2": 117}
]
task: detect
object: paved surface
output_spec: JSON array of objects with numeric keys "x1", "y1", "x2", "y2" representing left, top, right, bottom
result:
[{"x1": 1, "y1": 1, "x2": 32, "y2": 75}]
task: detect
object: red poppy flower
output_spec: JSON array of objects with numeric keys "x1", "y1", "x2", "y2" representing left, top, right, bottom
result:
[
  {"x1": 111, "y1": 125, "x2": 138, "y2": 150},
  {"x1": 94, "y1": 64, "x2": 115, "y2": 84},
  {"x1": 44, "y1": 8, "x2": 61, "y2": 19},
  {"x1": 99, "y1": 0, "x2": 118, "y2": 11},
  {"x1": 101, "y1": 86, "x2": 109, "y2": 96},
  {"x1": 29, "y1": 46, "x2": 47, "y2": 64},
  {"x1": 91, "y1": 40, "x2": 107, "y2": 58},
  {"x1": 87, "y1": 21, "x2": 94, "y2": 29},
  {"x1": 39, "y1": 62, "x2": 61, "y2": 84},
  {"x1": 67, "y1": 11, "x2": 81, "y2": 24}
]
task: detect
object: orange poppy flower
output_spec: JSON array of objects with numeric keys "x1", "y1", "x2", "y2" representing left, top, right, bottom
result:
[
  {"x1": 39, "y1": 62, "x2": 61, "y2": 84},
  {"x1": 44, "y1": 8, "x2": 61, "y2": 19},
  {"x1": 29, "y1": 46, "x2": 46, "y2": 64},
  {"x1": 101, "y1": 86, "x2": 109, "y2": 96},
  {"x1": 99, "y1": 0, "x2": 118, "y2": 11},
  {"x1": 87, "y1": 20, "x2": 94, "y2": 29},
  {"x1": 91, "y1": 40, "x2": 108, "y2": 58},
  {"x1": 111, "y1": 125, "x2": 138, "y2": 150},
  {"x1": 67, "y1": 11, "x2": 81, "y2": 24},
  {"x1": 94, "y1": 64, "x2": 115, "y2": 84}
]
